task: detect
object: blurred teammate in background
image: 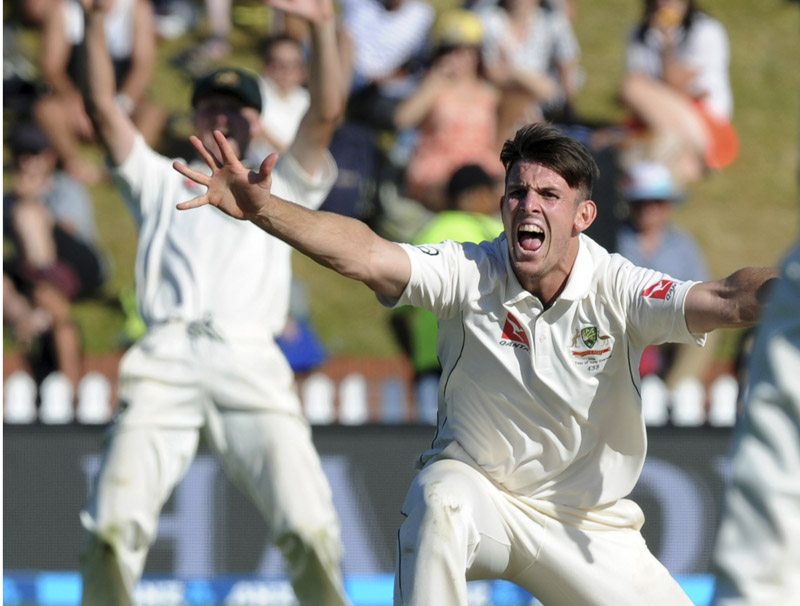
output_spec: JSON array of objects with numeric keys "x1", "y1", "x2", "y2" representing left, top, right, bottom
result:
[
  {"x1": 175, "y1": 121, "x2": 776, "y2": 606},
  {"x1": 711, "y1": 237, "x2": 800, "y2": 606},
  {"x1": 77, "y1": 0, "x2": 349, "y2": 604}
]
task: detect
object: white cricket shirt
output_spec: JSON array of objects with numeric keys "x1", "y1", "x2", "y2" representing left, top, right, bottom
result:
[
  {"x1": 112, "y1": 135, "x2": 336, "y2": 334},
  {"x1": 382, "y1": 234, "x2": 705, "y2": 512}
]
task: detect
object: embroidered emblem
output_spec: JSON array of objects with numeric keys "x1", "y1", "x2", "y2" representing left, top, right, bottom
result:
[
  {"x1": 570, "y1": 327, "x2": 612, "y2": 373},
  {"x1": 580, "y1": 326, "x2": 597, "y2": 348}
]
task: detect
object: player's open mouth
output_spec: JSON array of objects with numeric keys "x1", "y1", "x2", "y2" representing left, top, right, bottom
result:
[{"x1": 518, "y1": 224, "x2": 544, "y2": 252}]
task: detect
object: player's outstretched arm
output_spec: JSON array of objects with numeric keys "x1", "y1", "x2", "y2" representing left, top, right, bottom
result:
[
  {"x1": 174, "y1": 131, "x2": 411, "y2": 297},
  {"x1": 685, "y1": 267, "x2": 780, "y2": 334}
]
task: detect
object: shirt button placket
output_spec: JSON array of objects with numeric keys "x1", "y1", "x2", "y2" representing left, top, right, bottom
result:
[{"x1": 534, "y1": 318, "x2": 552, "y2": 370}]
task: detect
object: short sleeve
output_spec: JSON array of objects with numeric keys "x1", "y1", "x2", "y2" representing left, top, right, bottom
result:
[
  {"x1": 377, "y1": 240, "x2": 477, "y2": 319},
  {"x1": 615, "y1": 259, "x2": 707, "y2": 348}
]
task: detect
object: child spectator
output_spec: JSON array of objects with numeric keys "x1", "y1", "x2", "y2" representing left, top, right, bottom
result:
[
  {"x1": 615, "y1": 160, "x2": 716, "y2": 387},
  {"x1": 3, "y1": 123, "x2": 108, "y2": 390}
]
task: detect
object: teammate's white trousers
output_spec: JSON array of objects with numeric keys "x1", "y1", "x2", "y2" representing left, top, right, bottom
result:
[
  {"x1": 79, "y1": 322, "x2": 349, "y2": 606},
  {"x1": 711, "y1": 272, "x2": 800, "y2": 606},
  {"x1": 394, "y1": 458, "x2": 694, "y2": 606}
]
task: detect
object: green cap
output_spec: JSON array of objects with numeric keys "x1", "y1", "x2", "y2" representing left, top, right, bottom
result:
[{"x1": 191, "y1": 67, "x2": 263, "y2": 113}]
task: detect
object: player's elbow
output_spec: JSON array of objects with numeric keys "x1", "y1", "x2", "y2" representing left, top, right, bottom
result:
[{"x1": 366, "y1": 248, "x2": 410, "y2": 299}]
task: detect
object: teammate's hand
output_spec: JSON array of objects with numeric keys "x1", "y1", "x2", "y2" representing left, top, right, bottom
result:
[
  {"x1": 266, "y1": 0, "x2": 334, "y2": 24},
  {"x1": 173, "y1": 130, "x2": 278, "y2": 221},
  {"x1": 79, "y1": 0, "x2": 113, "y2": 15}
]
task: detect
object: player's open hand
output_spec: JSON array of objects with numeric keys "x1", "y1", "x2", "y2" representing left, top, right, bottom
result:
[{"x1": 173, "y1": 130, "x2": 278, "y2": 221}]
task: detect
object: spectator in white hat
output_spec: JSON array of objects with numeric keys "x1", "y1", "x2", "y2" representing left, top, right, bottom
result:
[{"x1": 616, "y1": 160, "x2": 715, "y2": 389}]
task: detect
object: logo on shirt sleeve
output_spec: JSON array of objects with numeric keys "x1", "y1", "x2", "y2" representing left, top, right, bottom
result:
[
  {"x1": 415, "y1": 245, "x2": 440, "y2": 256},
  {"x1": 500, "y1": 313, "x2": 530, "y2": 350},
  {"x1": 642, "y1": 279, "x2": 677, "y2": 300}
]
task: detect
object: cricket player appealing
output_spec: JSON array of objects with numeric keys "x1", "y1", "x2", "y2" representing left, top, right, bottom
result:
[
  {"x1": 77, "y1": 0, "x2": 351, "y2": 604},
  {"x1": 174, "y1": 122, "x2": 777, "y2": 606}
]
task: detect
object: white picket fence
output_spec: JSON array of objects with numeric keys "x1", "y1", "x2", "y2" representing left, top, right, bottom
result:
[{"x1": 3, "y1": 370, "x2": 741, "y2": 427}]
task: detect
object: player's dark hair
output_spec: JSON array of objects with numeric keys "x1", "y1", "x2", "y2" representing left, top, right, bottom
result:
[{"x1": 499, "y1": 122, "x2": 599, "y2": 202}]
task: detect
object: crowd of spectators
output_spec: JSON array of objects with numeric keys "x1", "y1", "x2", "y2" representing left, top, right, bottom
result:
[
  {"x1": 5, "y1": 5, "x2": 799, "y2": 604},
  {"x1": 4, "y1": 0, "x2": 741, "y2": 408}
]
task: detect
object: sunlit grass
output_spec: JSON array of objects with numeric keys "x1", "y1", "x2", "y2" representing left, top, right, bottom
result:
[{"x1": 4, "y1": 0, "x2": 798, "y2": 359}]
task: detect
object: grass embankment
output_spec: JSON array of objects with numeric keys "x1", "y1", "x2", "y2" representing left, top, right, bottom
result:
[{"x1": 4, "y1": 0, "x2": 799, "y2": 361}]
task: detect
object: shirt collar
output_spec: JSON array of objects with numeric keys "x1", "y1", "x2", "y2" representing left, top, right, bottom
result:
[
  {"x1": 502, "y1": 233, "x2": 593, "y2": 306},
  {"x1": 559, "y1": 234, "x2": 593, "y2": 301}
]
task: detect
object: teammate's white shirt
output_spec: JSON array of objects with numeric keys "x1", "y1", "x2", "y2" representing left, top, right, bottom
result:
[
  {"x1": 112, "y1": 134, "x2": 336, "y2": 334},
  {"x1": 382, "y1": 234, "x2": 705, "y2": 514}
]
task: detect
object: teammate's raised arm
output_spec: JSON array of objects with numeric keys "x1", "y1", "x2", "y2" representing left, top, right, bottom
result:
[
  {"x1": 78, "y1": 0, "x2": 137, "y2": 166},
  {"x1": 274, "y1": 0, "x2": 344, "y2": 176},
  {"x1": 174, "y1": 130, "x2": 411, "y2": 297}
]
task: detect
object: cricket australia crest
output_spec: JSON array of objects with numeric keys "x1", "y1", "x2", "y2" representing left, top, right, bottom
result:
[
  {"x1": 580, "y1": 326, "x2": 598, "y2": 348},
  {"x1": 570, "y1": 325, "x2": 613, "y2": 373}
]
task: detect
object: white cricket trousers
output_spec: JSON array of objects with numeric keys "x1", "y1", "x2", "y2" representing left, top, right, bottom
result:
[
  {"x1": 79, "y1": 322, "x2": 350, "y2": 606},
  {"x1": 394, "y1": 458, "x2": 694, "y2": 606},
  {"x1": 711, "y1": 241, "x2": 800, "y2": 606}
]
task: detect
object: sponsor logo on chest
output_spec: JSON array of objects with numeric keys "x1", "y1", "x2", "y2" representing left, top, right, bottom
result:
[
  {"x1": 496, "y1": 313, "x2": 615, "y2": 373},
  {"x1": 499, "y1": 312, "x2": 530, "y2": 351}
]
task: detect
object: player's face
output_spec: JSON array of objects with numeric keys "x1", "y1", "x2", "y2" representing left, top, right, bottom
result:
[
  {"x1": 193, "y1": 93, "x2": 253, "y2": 160},
  {"x1": 501, "y1": 160, "x2": 595, "y2": 304}
]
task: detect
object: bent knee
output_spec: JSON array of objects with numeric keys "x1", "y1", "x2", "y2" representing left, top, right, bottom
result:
[
  {"x1": 400, "y1": 478, "x2": 476, "y2": 547},
  {"x1": 81, "y1": 510, "x2": 152, "y2": 554},
  {"x1": 277, "y1": 525, "x2": 343, "y2": 566},
  {"x1": 620, "y1": 73, "x2": 657, "y2": 104}
]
